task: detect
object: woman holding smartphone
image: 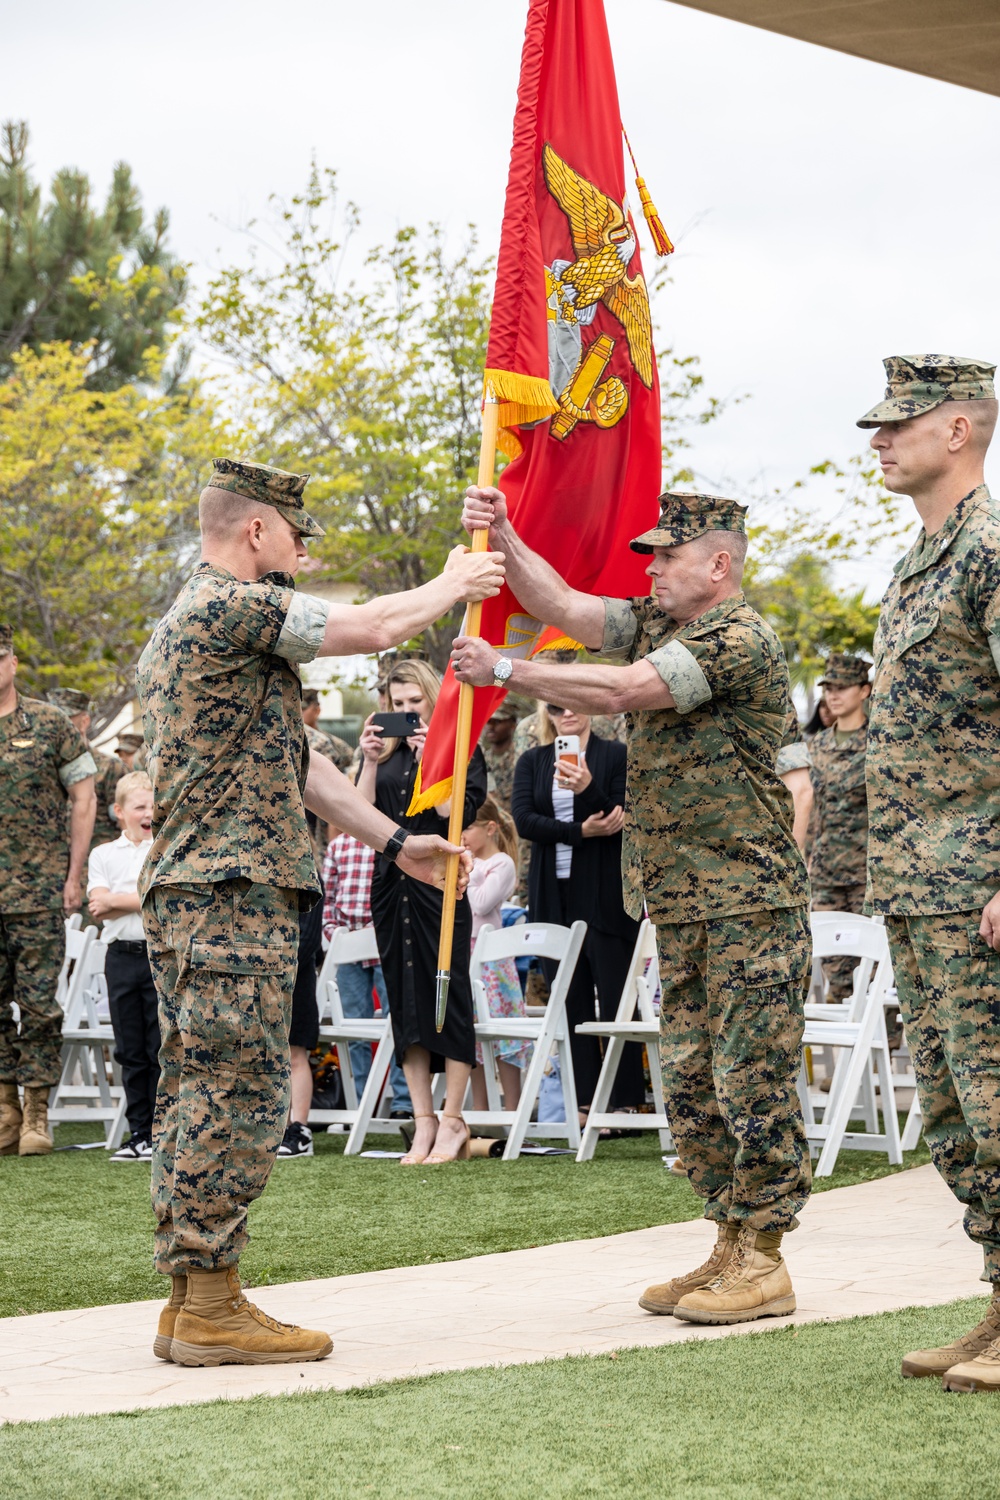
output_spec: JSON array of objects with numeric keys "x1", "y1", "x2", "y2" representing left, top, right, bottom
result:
[
  {"x1": 511, "y1": 703, "x2": 643, "y2": 1124},
  {"x1": 357, "y1": 659, "x2": 487, "y2": 1164}
]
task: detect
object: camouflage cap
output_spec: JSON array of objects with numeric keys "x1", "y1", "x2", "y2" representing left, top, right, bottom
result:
[
  {"x1": 48, "y1": 688, "x2": 92, "y2": 715},
  {"x1": 630, "y1": 492, "x2": 748, "y2": 553},
  {"x1": 856, "y1": 354, "x2": 996, "y2": 428},
  {"x1": 301, "y1": 688, "x2": 321, "y2": 706},
  {"x1": 0, "y1": 624, "x2": 12, "y2": 657},
  {"x1": 116, "y1": 731, "x2": 145, "y2": 754},
  {"x1": 818, "y1": 652, "x2": 871, "y2": 688},
  {"x1": 535, "y1": 647, "x2": 579, "y2": 663},
  {"x1": 489, "y1": 691, "x2": 533, "y2": 721},
  {"x1": 208, "y1": 458, "x2": 325, "y2": 538}
]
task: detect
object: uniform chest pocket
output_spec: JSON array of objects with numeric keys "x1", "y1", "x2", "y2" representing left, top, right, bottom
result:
[
  {"x1": 0, "y1": 740, "x2": 50, "y2": 788},
  {"x1": 888, "y1": 608, "x2": 939, "y2": 664}
]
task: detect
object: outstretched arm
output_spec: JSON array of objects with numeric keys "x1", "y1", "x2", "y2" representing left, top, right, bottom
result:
[
  {"x1": 461, "y1": 487, "x2": 606, "y2": 650},
  {"x1": 317, "y1": 544, "x2": 505, "y2": 657},
  {"x1": 452, "y1": 635, "x2": 674, "y2": 715},
  {"x1": 304, "y1": 754, "x2": 471, "y2": 893}
]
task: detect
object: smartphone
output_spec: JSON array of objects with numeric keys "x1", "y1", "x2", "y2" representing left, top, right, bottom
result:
[
  {"x1": 555, "y1": 734, "x2": 581, "y2": 769},
  {"x1": 373, "y1": 711, "x2": 422, "y2": 737}
]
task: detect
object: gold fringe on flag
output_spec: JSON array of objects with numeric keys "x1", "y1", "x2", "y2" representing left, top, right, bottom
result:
[
  {"x1": 483, "y1": 368, "x2": 559, "y2": 460},
  {"x1": 621, "y1": 125, "x2": 673, "y2": 257}
]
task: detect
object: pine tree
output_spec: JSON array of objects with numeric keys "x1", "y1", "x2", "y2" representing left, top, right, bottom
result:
[{"x1": 0, "y1": 121, "x2": 187, "y2": 390}]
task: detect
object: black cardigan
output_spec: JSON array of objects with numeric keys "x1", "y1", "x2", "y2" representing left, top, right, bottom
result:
[{"x1": 511, "y1": 734, "x2": 639, "y2": 940}]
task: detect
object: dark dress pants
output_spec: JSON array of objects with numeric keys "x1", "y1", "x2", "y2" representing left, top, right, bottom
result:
[{"x1": 105, "y1": 940, "x2": 161, "y2": 1139}]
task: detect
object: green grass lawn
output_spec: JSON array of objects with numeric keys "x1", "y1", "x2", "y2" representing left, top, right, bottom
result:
[
  {"x1": 1, "y1": 1122, "x2": 929, "y2": 1319},
  {"x1": 1, "y1": 1296, "x2": 989, "y2": 1500}
]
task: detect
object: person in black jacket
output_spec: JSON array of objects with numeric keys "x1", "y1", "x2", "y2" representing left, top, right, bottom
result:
[{"x1": 511, "y1": 704, "x2": 643, "y2": 1120}]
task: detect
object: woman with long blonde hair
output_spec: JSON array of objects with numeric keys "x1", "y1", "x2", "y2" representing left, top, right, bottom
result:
[{"x1": 357, "y1": 659, "x2": 487, "y2": 1164}]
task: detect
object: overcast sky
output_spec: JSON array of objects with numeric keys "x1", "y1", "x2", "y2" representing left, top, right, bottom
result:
[{"x1": 8, "y1": 0, "x2": 1000, "y2": 591}]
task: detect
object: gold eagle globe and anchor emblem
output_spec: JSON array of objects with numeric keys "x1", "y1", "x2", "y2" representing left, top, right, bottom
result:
[{"x1": 540, "y1": 142, "x2": 654, "y2": 442}]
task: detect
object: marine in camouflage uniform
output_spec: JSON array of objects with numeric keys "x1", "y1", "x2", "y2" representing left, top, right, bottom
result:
[
  {"x1": 478, "y1": 692, "x2": 531, "y2": 812},
  {"x1": 452, "y1": 487, "x2": 812, "y2": 1324},
  {"x1": 0, "y1": 628, "x2": 96, "y2": 1154},
  {"x1": 859, "y1": 359, "x2": 1000, "y2": 1388},
  {"x1": 137, "y1": 464, "x2": 330, "y2": 1279},
  {"x1": 807, "y1": 653, "x2": 871, "y2": 1000}
]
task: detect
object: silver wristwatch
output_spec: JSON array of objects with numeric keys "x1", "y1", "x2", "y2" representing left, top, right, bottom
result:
[{"x1": 492, "y1": 656, "x2": 514, "y2": 687}]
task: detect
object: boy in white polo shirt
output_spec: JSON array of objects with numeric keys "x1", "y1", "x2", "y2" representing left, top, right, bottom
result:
[{"x1": 88, "y1": 771, "x2": 158, "y2": 1162}]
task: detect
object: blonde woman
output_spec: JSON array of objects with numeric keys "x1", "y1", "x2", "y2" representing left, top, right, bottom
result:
[{"x1": 357, "y1": 660, "x2": 487, "y2": 1164}]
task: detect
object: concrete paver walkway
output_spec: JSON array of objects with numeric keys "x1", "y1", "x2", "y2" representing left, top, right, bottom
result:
[{"x1": 0, "y1": 1165, "x2": 984, "y2": 1425}]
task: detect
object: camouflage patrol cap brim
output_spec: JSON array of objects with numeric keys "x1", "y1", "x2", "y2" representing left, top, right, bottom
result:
[
  {"x1": 818, "y1": 652, "x2": 872, "y2": 688},
  {"x1": 0, "y1": 624, "x2": 12, "y2": 657},
  {"x1": 630, "y1": 491, "x2": 749, "y2": 553},
  {"x1": 209, "y1": 458, "x2": 325, "y2": 538},
  {"x1": 490, "y1": 691, "x2": 533, "y2": 721},
  {"x1": 856, "y1": 355, "x2": 996, "y2": 428},
  {"x1": 48, "y1": 688, "x2": 92, "y2": 714},
  {"x1": 116, "y1": 733, "x2": 145, "y2": 753}
]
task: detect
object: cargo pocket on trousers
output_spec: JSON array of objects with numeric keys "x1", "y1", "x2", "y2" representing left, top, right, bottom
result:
[
  {"x1": 183, "y1": 939, "x2": 297, "y2": 1076},
  {"x1": 735, "y1": 953, "x2": 805, "y2": 1079}
]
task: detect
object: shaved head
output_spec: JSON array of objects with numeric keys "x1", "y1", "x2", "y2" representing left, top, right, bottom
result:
[
  {"x1": 969, "y1": 398, "x2": 998, "y2": 453},
  {"x1": 687, "y1": 528, "x2": 748, "y2": 580},
  {"x1": 199, "y1": 485, "x2": 276, "y2": 541}
]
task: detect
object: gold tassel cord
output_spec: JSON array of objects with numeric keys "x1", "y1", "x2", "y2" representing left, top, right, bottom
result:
[{"x1": 621, "y1": 124, "x2": 674, "y2": 258}]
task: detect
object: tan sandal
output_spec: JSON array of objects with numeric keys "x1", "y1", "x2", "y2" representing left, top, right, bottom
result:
[
  {"x1": 400, "y1": 1113, "x2": 438, "y2": 1166},
  {"x1": 425, "y1": 1112, "x2": 471, "y2": 1165}
]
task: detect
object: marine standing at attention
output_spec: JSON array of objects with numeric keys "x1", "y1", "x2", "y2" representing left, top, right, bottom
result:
[
  {"x1": 855, "y1": 356, "x2": 1000, "y2": 1394},
  {"x1": 0, "y1": 627, "x2": 97, "y2": 1156},
  {"x1": 453, "y1": 484, "x2": 812, "y2": 1327},
  {"x1": 136, "y1": 458, "x2": 502, "y2": 1369},
  {"x1": 807, "y1": 652, "x2": 871, "y2": 1000}
]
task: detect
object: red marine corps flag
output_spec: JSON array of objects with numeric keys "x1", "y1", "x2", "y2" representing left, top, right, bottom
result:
[{"x1": 409, "y1": 0, "x2": 671, "y2": 813}]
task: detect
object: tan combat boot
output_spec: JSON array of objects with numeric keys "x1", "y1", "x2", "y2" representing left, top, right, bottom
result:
[
  {"x1": 901, "y1": 1298, "x2": 1000, "y2": 1380},
  {"x1": 170, "y1": 1267, "x2": 333, "y2": 1367},
  {"x1": 18, "y1": 1086, "x2": 53, "y2": 1155},
  {"x1": 673, "y1": 1226, "x2": 796, "y2": 1325},
  {"x1": 152, "y1": 1274, "x2": 188, "y2": 1361},
  {"x1": 0, "y1": 1084, "x2": 22, "y2": 1155},
  {"x1": 942, "y1": 1334, "x2": 1000, "y2": 1393},
  {"x1": 639, "y1": 1223, "x2": 741, "y2": 1315}
]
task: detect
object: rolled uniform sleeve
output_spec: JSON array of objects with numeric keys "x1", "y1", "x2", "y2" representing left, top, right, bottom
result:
[
  {"x1": 646, "y1": 640, "x2": 713, "y2": 715},
  {"x1": 220, "y1": 579, "x2": 330, "y2": 664},
  {"x1": 600, "y1": 597, "x2": 641, "y2": 659},
  {"x1": 59, "y1": 750, "x2": 98, "y2": 788},
  {"x1": 275, "y1": 592, "x2": 331, "y2": 664},
  {"x1": 775, "y1": 707, "x2": 811, "y2": 775}
]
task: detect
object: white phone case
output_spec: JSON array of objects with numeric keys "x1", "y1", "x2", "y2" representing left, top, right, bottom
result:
[{"x1": 555, "y1": 734, "x2": 581, "y2": 765}]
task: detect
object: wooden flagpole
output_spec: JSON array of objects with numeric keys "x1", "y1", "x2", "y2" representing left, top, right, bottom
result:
[{"x1": 435, "y1": 395, "x2": 500, "y2": 1031}]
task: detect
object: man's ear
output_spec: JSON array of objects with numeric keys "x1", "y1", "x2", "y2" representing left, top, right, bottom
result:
[
  {"x1": 247, "y1": 517, "x2": 265, "y2": 550},
  {"x1": 948, "y1": 412, "x2": 973, "y2": 453}
]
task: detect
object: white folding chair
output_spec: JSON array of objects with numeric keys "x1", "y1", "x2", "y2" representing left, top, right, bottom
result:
[
  {"x1": 54, "y1": 913, "x2": 84, "y2": 1011},
  {"x1": 575, "y1": 918, "x2": 673, "y2": 1160},
  {"x1": 466, "y1": 919, "x2": 586, "y2": 1160},
  {"x1": 798, "y1": 912, "x2": 902, "y2": 1177},
  {"x1": 50, "y1": 932, "x2": 125, "y2": 1139},
  {"x1": 310, "y1": 926, "x2": 401, "y2": 1154}
]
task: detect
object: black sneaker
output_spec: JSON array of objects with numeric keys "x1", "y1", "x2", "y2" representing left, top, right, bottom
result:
[
  {"x1": 276, "y1": 1122, "x2": 314, "y2": 1159},
  {"x1": 111, "y1": 1134, "x2": 153, "y2": 1163}
]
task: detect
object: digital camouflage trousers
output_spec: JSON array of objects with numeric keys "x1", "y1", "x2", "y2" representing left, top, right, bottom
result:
[
  {"x1": 657, "y1": 904, "x2": 812, "y2": 1233},
  {"x1": 0, "y1": 909, "x2": 66, "y2": 1087},
  {"x1": 810, "y1": 883, "x2": 865, "y2": 1001},
  {"x1": 887, "y1": 911, "x2": 1000, "y2": 1282},
  {"x1": 143, "y1": 879, "x2": 299, "y2": 1276}
]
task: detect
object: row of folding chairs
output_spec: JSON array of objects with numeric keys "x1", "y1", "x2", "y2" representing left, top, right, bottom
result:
[{"x1": 48, "y1": 916, "x2": 129, "y2": 1146}]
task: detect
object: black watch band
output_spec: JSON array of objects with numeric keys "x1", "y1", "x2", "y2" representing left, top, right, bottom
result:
[{"x1": 383, "y1": 827, "x2": 410, "y2": 863}]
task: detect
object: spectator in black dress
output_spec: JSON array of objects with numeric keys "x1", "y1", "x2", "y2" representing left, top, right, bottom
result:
[
  {"x1": 512, "y1": 703, "x2": 643, "y2": 1124},
  {"x1": 357, "y1": 660, "x2": 486, "y2": 1165}
]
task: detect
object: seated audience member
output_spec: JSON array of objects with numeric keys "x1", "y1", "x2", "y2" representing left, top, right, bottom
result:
[
  {"x1": 464, "y1": 796, "x2": 530, "y2": 1112},
  {"x1": 512, "y1": 703, "x2": 643, "y2": 1125},
  {"x1": 87, "y1": 772, "x2": 158, "y2": 1163},
  {"x1": 321, "y1": 829, "x2": 413, "y2": 1118}
]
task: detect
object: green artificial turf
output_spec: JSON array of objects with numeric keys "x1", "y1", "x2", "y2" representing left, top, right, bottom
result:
[
  {"x1": 0, "y1": 1122, "x2": 929, "y2": 1319},
  {"x1": 1, "y1": 1296, "x2": 991, "y2": 1500}
]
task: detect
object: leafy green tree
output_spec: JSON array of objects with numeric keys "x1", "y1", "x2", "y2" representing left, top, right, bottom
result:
[
  {"x1": 0, "y1": 121, "x2": 187, "y2": 390},
  {"x1": 0, "y1": 340, "x2": 229, "y2": 731}
]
